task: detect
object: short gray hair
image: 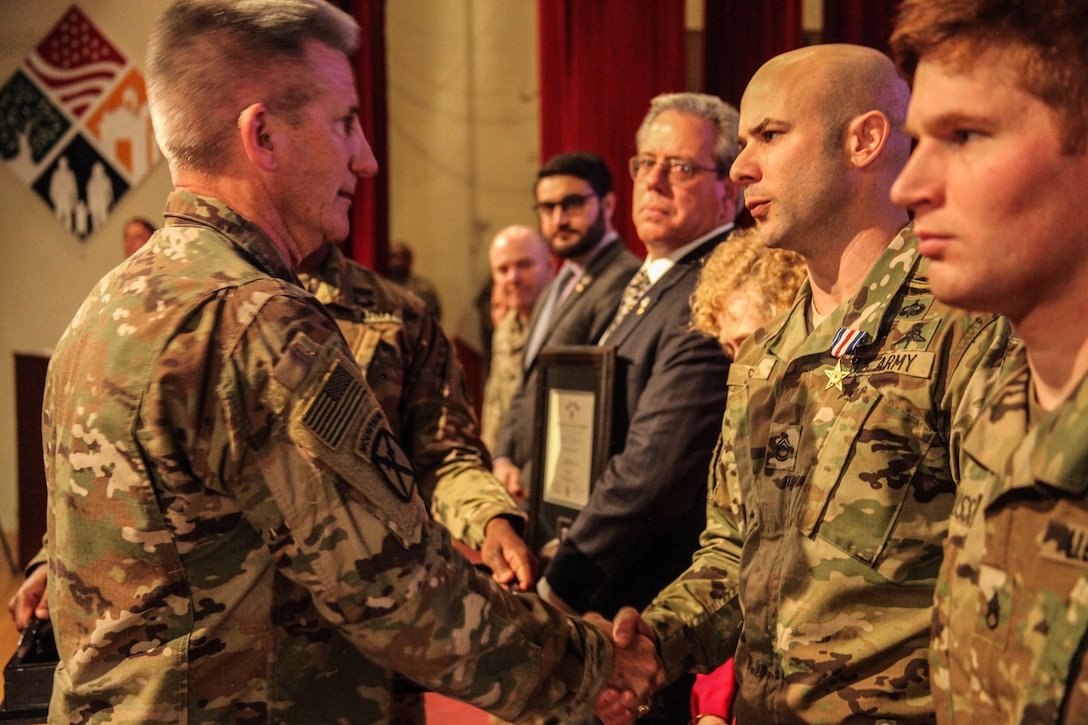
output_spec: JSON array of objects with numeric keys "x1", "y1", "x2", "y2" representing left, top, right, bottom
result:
[
  {"x1": 147, "y1": 0, "x2": 359, "y2": 174},
  {"x1": 635, "y1": 92, "x2": 740, "y2": 174}
]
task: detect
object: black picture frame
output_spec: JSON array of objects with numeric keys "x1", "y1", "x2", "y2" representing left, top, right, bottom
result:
[{"x1": 527, "y1": 345, "x2": 615, "y2": 553}]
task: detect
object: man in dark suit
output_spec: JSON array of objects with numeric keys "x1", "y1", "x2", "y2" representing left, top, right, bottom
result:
[
  {"x1": 537, "y1": 94, "x2": 740, "y2": 721},
  {"x1": 492, "y1": 151, "x2": 640, "y2": 503}
]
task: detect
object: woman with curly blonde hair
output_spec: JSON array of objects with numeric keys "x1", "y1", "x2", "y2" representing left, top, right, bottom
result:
[{"x1": 690, "y1": 226, "x2": 806, "y2": 360}]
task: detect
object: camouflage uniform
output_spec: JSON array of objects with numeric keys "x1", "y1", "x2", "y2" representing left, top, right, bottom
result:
[
  {"x1": 42, "y1": 191, "x2": 611, "y2": 725},
  {"x1": 301, "y1": 245, "x2": 527, "y2": 723},
  {"x1": 481, "y1": 309, "x2": 528, "y2": 452},
  {"x1": 931, "y1": 345, "x2": 1088, "y2": 723},
  {"x1": 301, "y1": 244, "x2": 524, "y2": 549},
  {"x1": 642, "y1": 229, "x2": 1012, "y2": 723}
]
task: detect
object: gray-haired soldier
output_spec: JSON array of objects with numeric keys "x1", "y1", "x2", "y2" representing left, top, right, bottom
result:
[{"x1": 34, "y1": 1, "x2": 662, "y2": 722}]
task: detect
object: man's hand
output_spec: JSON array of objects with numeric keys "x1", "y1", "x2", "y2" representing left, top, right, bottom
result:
[
  {"x1": 7, "y1": 563, "x2": 49, "y2": 632},
  {"x1": 492, "y1": 458, "x2": 526, "y2": 504},
  {"x1": 587, "y1": 608, "x2": 665, "y2": 725},
  {"x1": 481, "y1": 517, "x2": 537, "y2": 591}
]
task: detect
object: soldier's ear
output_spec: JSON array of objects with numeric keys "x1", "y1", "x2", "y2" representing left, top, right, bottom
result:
[
  {"x1": 846, "y1": 110, "x2": 891, "y2": 170},
  {"x1": 238, "y1": 102, "x2": 278, "y2": 171}
]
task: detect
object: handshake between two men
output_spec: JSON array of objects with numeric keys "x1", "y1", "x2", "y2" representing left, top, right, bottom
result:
[{"x1": 590, "y1": 607, "x2": 666, "y2": 725}]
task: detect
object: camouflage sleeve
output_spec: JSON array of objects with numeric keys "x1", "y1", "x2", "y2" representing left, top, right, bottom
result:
[
  {"x1": 214, "y1": 290, "x2": 606, "y2": 720},
  {"x1": 937, "y1": 313, "x2": 1015, "y2": 483},
  {"x1": 641, "y1": 426, "x2": 745, "y2": 686},
  {"x1": 27, "y1": 543, "x2": 48, "y2": 573},
  {"x1": 395, "y1": 299, "x2": 526, "y2": 547}
]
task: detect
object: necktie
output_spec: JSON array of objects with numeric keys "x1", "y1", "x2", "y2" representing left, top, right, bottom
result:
[
  {"x1": 523, "y1": 265, "x2": 575, "y2": 367},
  {"x1": 599, "y1": 268, "x2": 650, "y2": 344}
]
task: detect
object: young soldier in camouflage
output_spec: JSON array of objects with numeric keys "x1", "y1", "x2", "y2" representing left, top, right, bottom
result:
[
  {"x1": 35, "y1": 1, "x2": 663, "y2": 722},
  {"x1": 597, "y1": 44, "x2": 1012, "y2": 724},
  {"x1": 890, "y1": 1, "x2": 1088, "y2": 721}
]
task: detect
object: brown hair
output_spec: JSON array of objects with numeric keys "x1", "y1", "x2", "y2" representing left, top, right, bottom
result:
[
  {"x1": 891, "y1": 0, "x2": 1088, "y2": 154},
  {"x1": 690, "y1": 226, "x2": 806, "y2": 340}
]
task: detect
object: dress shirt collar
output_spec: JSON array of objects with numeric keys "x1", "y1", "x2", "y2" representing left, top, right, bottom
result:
[{"x1": 642, "y1": 223, "x2": 734, "y2": 286}]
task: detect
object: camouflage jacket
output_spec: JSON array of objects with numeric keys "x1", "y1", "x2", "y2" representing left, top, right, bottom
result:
[
  {"x1": 643, "y1": 229, "x2": 1011, "y2": 723},
  {"x1": 42, "y1": 191, "x2": 611, "y2": 724},
  {"x1": 932, "y1": 345, "x2": 1088, "y2": 723},
  {"x1": 481, "y1": 309, "x2": 527, "y2": 452},
  {"x1": 301, "y1": 244, "x2": 524, "y2": 548}
]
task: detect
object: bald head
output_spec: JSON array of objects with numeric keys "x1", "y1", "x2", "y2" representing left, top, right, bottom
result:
[
  {"x1": 489, "y1": 225, "x2": 554, "y2": 320},
  {"x1": 732, "y1": 44, "x2": 911, "y2": 260},
  {"x1": 750, "y1": 44, "x2": 911, "y2": 167}
]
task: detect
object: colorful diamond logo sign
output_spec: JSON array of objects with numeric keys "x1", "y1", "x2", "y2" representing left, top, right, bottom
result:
[{"x1": 0, "y1": 5, "x2": 161, "y2": 240}]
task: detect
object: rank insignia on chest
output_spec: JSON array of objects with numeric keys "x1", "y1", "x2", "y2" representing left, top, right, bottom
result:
[
  {"x1": 764, "y1": 425, "x2": 801, "y2": 472},
  {"x1": 825, "y1": 327, "x2": 869, "y2": 392}
]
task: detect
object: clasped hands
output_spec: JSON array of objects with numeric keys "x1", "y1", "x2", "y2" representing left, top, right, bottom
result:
[{"x1": 586, "y1": 606, "x2": 666, "y2": 725}]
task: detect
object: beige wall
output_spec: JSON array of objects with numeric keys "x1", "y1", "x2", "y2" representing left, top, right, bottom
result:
[
  {"x1": 386, "y1": 1, "x2": 539, "y2": 346},
  {"x1": 0, "y1": 1, "x2": 538, "y2": 552}
]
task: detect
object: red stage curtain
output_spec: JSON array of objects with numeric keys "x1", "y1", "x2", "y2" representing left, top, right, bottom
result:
[
  {"x1": 537, "y1": 0, "x2": 686, "y2": 255},
  {"x1": 348, "y1": 0, "x2": 389, "y2": 273},
  {"x1": 703, "y1": 1, "x2": 804, "y2": 109},
  {"x1": 821, "y1": 0, "x2": 902, "y2": 55}
]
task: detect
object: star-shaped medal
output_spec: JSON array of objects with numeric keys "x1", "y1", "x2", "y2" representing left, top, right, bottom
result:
[{"x1": 825, "y1": 358, "x2": 849, "y2": 391}]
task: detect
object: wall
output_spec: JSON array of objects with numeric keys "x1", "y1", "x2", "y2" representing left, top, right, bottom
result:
[
  {"x1": 386, "y1": 1, "x2": 539, "y2": 348},
  {"x1": 0, "y1": 0, "x2": 175, "y2": 557},
  {"x1": 0, "y1": 0, "x2": 538, "y2": 557}
]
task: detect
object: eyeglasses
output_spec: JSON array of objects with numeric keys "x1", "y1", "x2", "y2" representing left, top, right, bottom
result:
[
  {"x1": 533, "y1": 192, "x2": 597, "y2": 217},
  {"x1": 629, "y1": 156, "x2": 721, "y2": 184}
]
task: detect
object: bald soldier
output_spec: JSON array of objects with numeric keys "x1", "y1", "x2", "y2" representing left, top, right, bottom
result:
[
  {"x1": 481, "y1": 225, "x2": 554, "y2": 451},
  {"x1": 597, "y1": 44, "x2": 1011, "y2": 724}
]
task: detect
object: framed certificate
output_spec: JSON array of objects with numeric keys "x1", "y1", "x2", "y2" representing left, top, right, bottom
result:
[{"x1": 528, "y1": 345, "x2": 615, "y2": 552}]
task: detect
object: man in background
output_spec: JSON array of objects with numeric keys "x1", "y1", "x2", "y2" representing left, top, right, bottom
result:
[
  {"x1": 890, "y1": 1, "x2": 1088, "y2": 720},
  {"x1": 492, "y1": 151, "x2": 640, "y2": 504},
  {"x1": 122, "y1": 216, "x2": 156, "y2": 256},
  {"x1": 388, "y1": 239, "x2": 442, "y2": 320},
  {"x1": 480, "y1": 224, "x2": 553, "y2": 450}
]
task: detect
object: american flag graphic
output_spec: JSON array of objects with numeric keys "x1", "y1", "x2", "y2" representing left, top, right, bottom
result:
[
  {"x1": 303, "y1": 362, "x2": 365, "y2": 448},
  {"x1": 24, "y1": 5, "x2": 127, "y2": 120}
]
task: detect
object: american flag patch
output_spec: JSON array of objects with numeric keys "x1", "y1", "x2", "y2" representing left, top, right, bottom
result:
[{"x1": 302, "y1": 361, "x2": 364, "y2": 448}]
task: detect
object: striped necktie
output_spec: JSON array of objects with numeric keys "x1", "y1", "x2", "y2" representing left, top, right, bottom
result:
[{"x1": 599, "y1": 268, "x2": 650, "y2": 344}]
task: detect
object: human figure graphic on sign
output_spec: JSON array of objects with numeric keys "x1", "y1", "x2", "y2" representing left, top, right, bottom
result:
[
  {"x1": 48, "y1": 155, "x2": 77, "y2": 232},
  {"x1": 86, "y1": 161, "x2": 113, "y2": 232}
]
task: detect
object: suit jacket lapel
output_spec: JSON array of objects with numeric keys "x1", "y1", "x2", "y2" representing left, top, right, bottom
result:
[
  {"x1": 548, "y1": 238, "x2": 626, "y2": 331},
  {"x1": 602, "y1": 232, "x2": 727, "y2": 347}
]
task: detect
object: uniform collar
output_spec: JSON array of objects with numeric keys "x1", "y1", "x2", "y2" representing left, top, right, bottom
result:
[
  {"x1": 162, "y1": 189, "x2": 301, "y2": 287},
  {"x1": 968, "y1": 351, "x2": 1088, "y2": 498},
  {"x1": 757, "y1": 226, "x2": 920, "y2": 360}
]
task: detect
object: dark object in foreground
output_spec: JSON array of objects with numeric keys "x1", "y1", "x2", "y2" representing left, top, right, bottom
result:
[{"x1": 0, "y1": 617, "x2": 57, "y2": 722}]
